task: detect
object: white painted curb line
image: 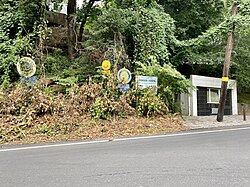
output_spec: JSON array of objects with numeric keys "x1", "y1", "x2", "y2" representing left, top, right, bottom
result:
[{"x1": 1, "y1": 126, "x2": 250, "y2": 153}]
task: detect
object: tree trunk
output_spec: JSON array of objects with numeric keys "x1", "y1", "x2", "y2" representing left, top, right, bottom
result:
[{"x1": 67, "y1": 0, "x2": 77, "y2": 61}]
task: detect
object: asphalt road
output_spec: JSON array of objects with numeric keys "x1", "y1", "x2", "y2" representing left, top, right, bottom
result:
[{"x1": 1, "y1": 127, "x2": 250, "y2": 187}]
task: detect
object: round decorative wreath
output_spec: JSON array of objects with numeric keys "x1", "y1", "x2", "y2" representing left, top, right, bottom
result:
[
  {"x1": 117, "y1": 68, "x2": 131, "y2": 84},
  {"x1": 17, "y1": 57, "x2": 36, "y2": 78}
]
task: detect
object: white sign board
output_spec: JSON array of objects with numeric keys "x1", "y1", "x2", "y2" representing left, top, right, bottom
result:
[{"x1": 136, "y1": 76, "x2": 158, "y2": 89}]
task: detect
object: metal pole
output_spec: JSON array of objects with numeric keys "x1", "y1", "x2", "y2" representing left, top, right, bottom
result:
[{"x1": 243, "y1": 104, "x2": 246, "y2": 121}]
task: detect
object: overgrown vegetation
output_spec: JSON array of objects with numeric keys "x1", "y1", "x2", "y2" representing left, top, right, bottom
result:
[
  {"x1": 0, "y1": 79, "x2": 186, "y2": 143},
  {"x1": 1, "y1": 0, "x2": 250, "y2": 143}
]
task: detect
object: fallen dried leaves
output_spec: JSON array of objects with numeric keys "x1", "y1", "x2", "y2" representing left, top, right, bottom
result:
[
  {"x1": 0, "y1": 114, "x2": 188, "y2": 145},
  {"x1": 0, "y1": 84, "x2": 188, "y2": 145}
]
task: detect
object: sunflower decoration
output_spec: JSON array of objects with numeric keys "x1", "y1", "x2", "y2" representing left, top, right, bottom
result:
[
  {"x1": 17, "y1": 57, "x2": 36, "y2": 78},
  {"x1": 117, "y1": 68, "x2": 131, "y2": 84}
]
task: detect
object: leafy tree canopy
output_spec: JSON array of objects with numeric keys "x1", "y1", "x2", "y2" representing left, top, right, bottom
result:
[{"x1": 158, "y1": 0, "x2": 225, "y2": 40}]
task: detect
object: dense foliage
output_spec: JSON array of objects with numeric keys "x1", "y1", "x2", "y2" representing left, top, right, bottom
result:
[
  {"x1": 159, "y1": 0, "x2": 225, "y2": 40},
  {"x1": 0, "y1": 0, "x2": 42, "y2": 87},
  {"x1": 0, "y1": 0, "x2": 250, "y2": 120}
]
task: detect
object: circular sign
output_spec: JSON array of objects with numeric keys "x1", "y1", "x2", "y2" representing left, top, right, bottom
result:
[
  {"x1": 102, "y1": 60, "x2": 111, "y2": 70},
  {"x1": 17, "y1": 57, "x2": 36, "y2": 78},
  {"x1": 117, "y1": 68, "x2": 131, "y2": 84}
]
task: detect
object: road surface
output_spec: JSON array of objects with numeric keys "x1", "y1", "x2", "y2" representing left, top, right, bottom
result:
[{"x1": 1, "y1": 126, "x2": 250, "y2": 187}]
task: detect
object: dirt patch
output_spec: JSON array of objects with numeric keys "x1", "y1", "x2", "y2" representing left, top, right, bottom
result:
[{"x1": 0, "y1": 114, "x2": 187, "y2": 145}]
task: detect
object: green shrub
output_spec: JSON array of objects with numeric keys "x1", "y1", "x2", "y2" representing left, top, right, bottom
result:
[
  {"x1": 44, "y1": 50, "x2": 70, "y2": 75},
  {"x1": 137, "y1": 89, "x2": 168, "y2": 117},
  {"x1": 136, "y1": 59, "x2": 193, "y2": 112},
  {"x1": 40, "y1": 124, "x2": 52, "y2": 136},
  {"x1": 90, "y1": 97, "x2": 107, "y2": 119},
  {"x1": 45, "y1": 52, "x2": 97, "y2": 84}
]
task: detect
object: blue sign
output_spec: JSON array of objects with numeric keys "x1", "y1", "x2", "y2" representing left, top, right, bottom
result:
[
  {"x1": 21, "y1": 76, "x2": 37, "y2": 85},
  {"x1": 118, "y1": 84, "x2": 130, "y2": 92}
]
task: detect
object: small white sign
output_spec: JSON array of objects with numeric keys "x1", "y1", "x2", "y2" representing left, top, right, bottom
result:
[
  {"x1": 212, "y1": 108, "x2": 218, "y2": 114},
  {"x1": 136, "y1": 76, "x2": 158, "y2": 89}
]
